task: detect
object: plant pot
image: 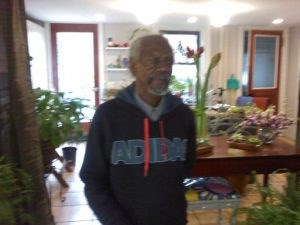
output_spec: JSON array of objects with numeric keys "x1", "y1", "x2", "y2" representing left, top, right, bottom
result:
[
  {"x1": 227, "y1": 141, "x2": 262, "y2": 151},
  {"x1": 196, "y1": 143, "x2": 214, "y2": 157},
  {"x1": 62, "y1": 147, "x2": 77, "y2": 167}
]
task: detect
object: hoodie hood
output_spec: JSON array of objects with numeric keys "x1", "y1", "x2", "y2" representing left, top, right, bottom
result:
[{"x1": 115, "y1": 82, "x2": 183, "y2": 115}]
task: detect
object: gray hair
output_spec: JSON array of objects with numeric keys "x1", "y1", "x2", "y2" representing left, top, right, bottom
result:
[
  {"x1": 128, "y1": 34, "x2": 171, "y2": 64},
  {"x1": 128, "y1": 37, "x2": 143, "y2": 63}
]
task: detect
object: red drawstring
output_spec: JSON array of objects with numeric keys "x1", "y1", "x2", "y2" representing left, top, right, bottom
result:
[
  {"x1": 159, "y1": 120, "x2": 167, "y2": 160},
  {"x1": 143, "y1": 119, "x2": 167, "y2": 176},
  {"x1": 144, "y1": 118, "x2": 150, "y2": 176}
]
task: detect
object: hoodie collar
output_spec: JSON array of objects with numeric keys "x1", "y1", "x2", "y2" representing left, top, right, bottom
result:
[
  {"x1": 134, "y1": 91, "x2": 165, "y2": 121},
  {"x1": 116, "y1": 82, "x2": 183, "y2": 116}
]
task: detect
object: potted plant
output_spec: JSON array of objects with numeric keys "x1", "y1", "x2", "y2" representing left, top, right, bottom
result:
[
  {"x1": 0, "y1": 157, "x2": 33, "y2": 225},
  {"x1": 232, "y1": 170, "x2": 300, "y2": 225},
  {"x1": 33, "y1": 88, "x2": 87, "y2": 172},
  {"x1": 227, "y1": 133, "x2": 263, "y2": 151},
  {"x1": 186, "y1": 47, "x2": 221, "y2": 155},
  {"x1": 238, "y1": 105, "x2": 294, "y2": 144}
]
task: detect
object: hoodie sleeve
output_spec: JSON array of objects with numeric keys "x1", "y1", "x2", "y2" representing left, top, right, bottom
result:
[{"x1": 79, "y1": 107, "x2": 133, "y2": 225}]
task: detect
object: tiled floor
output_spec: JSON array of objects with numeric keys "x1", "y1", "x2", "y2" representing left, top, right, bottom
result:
[{"x1": 48, "y1": 143, "x2": 286, "y2": 225}]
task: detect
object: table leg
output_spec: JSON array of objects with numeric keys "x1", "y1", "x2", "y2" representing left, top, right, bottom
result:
[{"x1": 263, "y1": 173, "x2": 269, "y2": 186}]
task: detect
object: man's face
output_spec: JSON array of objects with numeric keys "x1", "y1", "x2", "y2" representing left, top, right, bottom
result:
[{"x1": 133, "y1": 39, "x2": 174, "y2": 96}]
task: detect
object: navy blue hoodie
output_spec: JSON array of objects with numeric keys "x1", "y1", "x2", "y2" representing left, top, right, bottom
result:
[{"x1": 80, "y1": 83, "x2": 196, "y2": 225}]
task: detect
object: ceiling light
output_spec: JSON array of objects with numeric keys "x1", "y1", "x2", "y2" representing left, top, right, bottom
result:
[
  {"x1": 187, "y1": 17, "x2": 198, "y2": 23},
  {"x1": 110, "y1": 0, "x2": 171, "y2": 25},
  {"x1": 272, "y1": 18, "x2": 284, "y2": 25}
]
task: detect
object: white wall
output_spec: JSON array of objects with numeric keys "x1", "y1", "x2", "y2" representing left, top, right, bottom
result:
[{"x1": 286, "y1": 27, "x2": 300, "y2": 140}]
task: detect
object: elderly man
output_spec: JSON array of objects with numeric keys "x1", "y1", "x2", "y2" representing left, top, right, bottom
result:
[{"x1": 80, "y1": 34, "x2": 196, "y2": 225}]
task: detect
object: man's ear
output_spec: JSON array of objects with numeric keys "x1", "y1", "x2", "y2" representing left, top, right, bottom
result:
[{"x1": 129, "y1": 61, "x2": 137, "y2": 75}]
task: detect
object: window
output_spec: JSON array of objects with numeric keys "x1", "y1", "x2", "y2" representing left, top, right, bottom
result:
[
  {"x1": 26, "y1": 20, "x2": 48, "y2": 89},
  {"x1": 161, "y1": 31, "x2": 200, "y2": 103}
]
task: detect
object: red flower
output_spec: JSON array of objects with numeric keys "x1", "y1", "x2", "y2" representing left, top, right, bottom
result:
[
  {"x1": 186, "y1": 47, "x2": 195, "y2": 58},
  {"x1": 186, "y1": 46, "x2": 205, "y2": 59}
]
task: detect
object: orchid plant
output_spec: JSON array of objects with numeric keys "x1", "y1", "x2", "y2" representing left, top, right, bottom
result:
[
  {"x1": 186, "y1": 47, "x2": 221, "y2": 145},
  {"x1": 239, "y1": 105, "x2": 294, "y2": 136}
]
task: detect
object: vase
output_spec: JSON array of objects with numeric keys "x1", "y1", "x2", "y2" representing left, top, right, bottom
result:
[{"x1": 258, "y1": 127, "x2": 276, "y2": 144}]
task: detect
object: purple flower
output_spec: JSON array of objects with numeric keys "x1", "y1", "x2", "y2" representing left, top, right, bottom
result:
[{"x1": 239, "y1": 106, "x2": 293, "y2": 135}]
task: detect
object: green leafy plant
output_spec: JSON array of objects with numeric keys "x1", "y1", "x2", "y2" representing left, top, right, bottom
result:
[
  {"x1": 168, "y1": 75, "x2": 187, "y2": 94},
  {"x1": 232, "y1": 170, "x2": 300, "y2": 225},
  {"x1": 246, "y1": 136, "x2": 263, "y2": 146},
  {"x1": 228, "y1": 133, "x2": 263, "y2": 147},
  {"x1": 230, "y1": 133, "x2": 245, "y2": 142},
  {"x1": 0, "y1": 157, "x2": 33, "y2": 225},
  {"x1": 34, "y1": 88, "x2": 87, "y2": 147}
]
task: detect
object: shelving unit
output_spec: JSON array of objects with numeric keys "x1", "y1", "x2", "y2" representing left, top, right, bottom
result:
[
  {"x1": 105, "y1": 47, "x2": 129, "y2": 50},
  {"x1": 106, "y1": 68, "x2": 128, "y2": 71},
  {"x1": 103, "y1": 45, "x2": 133, "y2": 102},
  {"x1": 105, "y1": 46, "x2": 129, "y2": 71}
]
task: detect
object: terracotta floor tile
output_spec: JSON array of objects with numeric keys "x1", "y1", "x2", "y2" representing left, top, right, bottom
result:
[
  {"x1": 187, "y1": 212, "x2": 200, "y2": 225},
  {"x1": 51, "y1": 191, "x2": 88, "y2": 206},
  {"x1": 52, "y1": 205, "x2": 94, "y2": 222}
]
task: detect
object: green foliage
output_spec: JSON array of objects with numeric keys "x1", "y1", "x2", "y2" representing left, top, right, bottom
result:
[
  {"x1": 229, "y1": 133, "x2": 263, "y2": 147},
  {"x1": 232, "y1": 170, "x2": 300, "y2": 225},
  {"x1": 0, "y1": 157, "x2": 33, "y2": 225},
  {"x1": 168, "y1": 75, "x2": 187, "y2": 94},
  {"x1": 33, "y1": 88, "x2": 87, "y2": 147}
]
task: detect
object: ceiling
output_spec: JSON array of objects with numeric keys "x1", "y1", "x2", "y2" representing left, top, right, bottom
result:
[{"x1": 24, "y1": 0, "x2": 300, "y2": 27}]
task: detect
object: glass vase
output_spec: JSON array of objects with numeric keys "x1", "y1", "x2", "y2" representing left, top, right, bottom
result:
[{"x1": 258, "y1": 127, "x2": 276, "y2": 144}]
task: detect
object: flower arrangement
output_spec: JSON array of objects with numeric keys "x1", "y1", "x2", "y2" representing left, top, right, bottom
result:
[
  {"x1": 186, "y1": 47, "x2": 221, "y2": 147},
  {"x1": 228, "y1": 133, "x2": 263, "y2": 151},
  {"x1": 239, "y1": 105, "x2": 293, "y2": 136}
]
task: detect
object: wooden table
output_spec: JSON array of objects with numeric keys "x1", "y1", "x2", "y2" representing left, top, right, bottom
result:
[{"x1": 191, "y1": 136, "x2": 300, "y2": 185}]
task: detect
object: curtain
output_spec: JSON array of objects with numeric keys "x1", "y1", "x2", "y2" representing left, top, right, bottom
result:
[{"x1": 0, "y1": 0, "x2": 54, "y2": 224}]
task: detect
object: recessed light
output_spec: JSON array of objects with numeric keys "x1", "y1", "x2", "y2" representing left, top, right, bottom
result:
[
  {"x1": 272, "y1": 18, "x2": 284, "y2": 25},
  {"x1": 187, "y1": 17, "x2": 198, "y2": 23}
]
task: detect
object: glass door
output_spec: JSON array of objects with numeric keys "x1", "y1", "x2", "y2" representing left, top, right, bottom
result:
[
  {"x1": 51, "y1": 24, "x2": 99, "y2": 125},
  {"x1": 248, "y1": 30, "x2": 282, "y2": 108}
]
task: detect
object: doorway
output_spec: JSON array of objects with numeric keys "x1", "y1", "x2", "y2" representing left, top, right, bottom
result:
[
  {"x1": 248, "y1": 30, "x2": 283, "y2": 109},
  {"x1": 51, "y1": 24, "x2": 99, "y2": 129}
]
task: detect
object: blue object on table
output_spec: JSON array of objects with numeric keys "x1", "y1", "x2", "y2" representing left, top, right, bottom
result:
[
  {"x1": 227, "y1": 74, "x2": 239, "y2": 90},
  {"x1": 236, "y1": 96, "x2": 253, "y2": 106}
]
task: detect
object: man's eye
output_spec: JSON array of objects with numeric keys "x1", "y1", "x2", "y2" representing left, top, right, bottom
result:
[
  {"x1": 144, "y1": 56, "x2": 173, "y2": 68},
  {"x1": 147, "y1": 57, "x2": 159, "y2": 66},
  {"x1": 165, "y1": 58, "x2": 173, "y2": 66}
]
